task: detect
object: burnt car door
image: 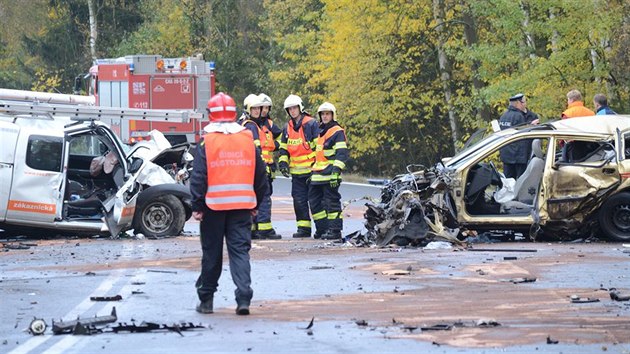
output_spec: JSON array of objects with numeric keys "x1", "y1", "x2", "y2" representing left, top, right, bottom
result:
[{"x1": 538, "y1": 134, "x2": 620, "y2": 234}]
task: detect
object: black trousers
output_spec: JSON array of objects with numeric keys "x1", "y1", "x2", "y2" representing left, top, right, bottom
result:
[
  {"x1": 196, "y1": 209, "x2": 253, "y2": 306},
  {"x1": 291, "y1": 174, "x2": 312, "y2": 231},
  {"x1": 308, "y1": 182, "x2": 342, "y2": 232}
]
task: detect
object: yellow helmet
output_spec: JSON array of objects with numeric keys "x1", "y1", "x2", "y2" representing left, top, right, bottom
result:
[{"x1": 317, "y1": 102, "x2": 336, "y2": 121}]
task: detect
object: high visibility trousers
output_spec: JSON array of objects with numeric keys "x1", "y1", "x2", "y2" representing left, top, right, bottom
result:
[
  {"x1": 308, "y1": 182, "x2": 342, "y2": 232},
  {"x1": 196, "y1": 209, "x2": 253, "y2": 305},
  {"x1": 253, "y1": 175, "x2": 273, "y2": 231},
  {"x1": 291, "y1": 174, "x2": 311, "y2": 231}
]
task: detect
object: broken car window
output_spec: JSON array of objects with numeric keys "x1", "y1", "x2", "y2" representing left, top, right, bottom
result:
[{"x1": 26, "y1": 135, "x2": 63, "y2": 172}]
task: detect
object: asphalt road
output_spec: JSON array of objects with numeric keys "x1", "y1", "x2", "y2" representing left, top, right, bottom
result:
[{"x1": 1, "y1": 179, "x2": 630, "y2": 353}]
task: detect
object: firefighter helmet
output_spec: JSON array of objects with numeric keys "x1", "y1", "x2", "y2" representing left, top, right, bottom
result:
[
  {"x1": 259, "y1": 93, "x2": 272, "y2": 107},
  {"x1": 207, "y1": 92, "x2": 237, "y2": 122},
  {"x1": 317, "y1": 102, "x2": 336, "y2": 121},
  {"x1": 283, "y1": 94, "x2": 304, "y2": 113},
  {"x1": 243, "y1": 94, "x2": 260, "y2": 115}
]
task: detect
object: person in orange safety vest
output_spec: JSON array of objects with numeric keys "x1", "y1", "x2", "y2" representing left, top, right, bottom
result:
[
  {"x1": 240, "y1": 94, "x2": 282, "y2": 240},
  {"x1": 278, "y1": 94, "x2": 320, "y2": 238},
  {"x1": 309, "y1": 102, "x2": 349, "y2": 240},
  {"x1": 190, "y1": 92, "x2": 268, "y2": 316}
]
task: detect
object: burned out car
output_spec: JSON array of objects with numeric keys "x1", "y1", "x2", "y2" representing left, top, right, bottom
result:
[
  {"x1": 366, "y1": 115, "x2": 630, "y2": 245},
  {"x1": 0, "y1": 102, "x2": 193, "y2": 238}
]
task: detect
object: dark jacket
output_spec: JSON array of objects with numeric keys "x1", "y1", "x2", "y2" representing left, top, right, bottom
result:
[
  {"x1": 278, "y1": 112, "x2": 320, "y2": 164},
  {"x1": 315, "y1": 121, "x2": 349, "y2": 176},
  {"x1": 190, "y1": 133, "x2": 268, "y2": 213},
  {"x1": 499, "y1": 106, "x2": 529, "y2": 164},
  {"x1": 596, "y1": 106, "x2": 617, "y2": 115}
]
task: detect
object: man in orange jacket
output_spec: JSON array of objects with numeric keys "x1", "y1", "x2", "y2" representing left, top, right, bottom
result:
[
  {"x1": 562, "y1": 89, "x2": 595, "y2": 119},
  {"x1": 190, "y1": 93, "x2": 268, "y2": 316}
]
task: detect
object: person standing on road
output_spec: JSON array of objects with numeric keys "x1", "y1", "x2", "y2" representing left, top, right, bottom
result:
[
  {"x1": 593, "y1": 93, "x2": 617, "y2": 115},
  {"x1": 499, "y1": 93, "x2": 529, "y2": 179},
  {"x1": 562, "y1": 89, "x2": 595, "y2": 119},
  {"x1": 240, "y1": 94, "x2": 281, "y2": 240},
  {"x1": 278, "y1": 94, "x2": 320, "y2": 238},
  {"x1": 190, "y1": 92, "x2": 268, "y2": 316},
  {"x1": 309, "y1": 102, "x2": 349, "y2": 240}
]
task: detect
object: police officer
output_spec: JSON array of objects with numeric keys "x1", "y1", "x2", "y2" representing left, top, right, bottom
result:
[
  {"x1": 498, "y1": 93, "x2": 528, "y2": 179},
  {"x1": 278, "y1": 94, "x2": 320, "y2": 238},
  {"x1": 309, "y1": 102, "x2": 349, "y2": 240},
  {"x1": 240, "y1": 94, "x2": 281, "y2": 239},
  {"x1": 190, "y1": 92, "x2": 268, "y2": 316}
]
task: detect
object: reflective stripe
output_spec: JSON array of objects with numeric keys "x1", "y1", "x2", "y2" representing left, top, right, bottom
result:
[
  {"x1": 258, "y1": 222, "x2": 273, "y2": 230},
  {"x1": 327, "y1": 212, "x2": 342, "y2": 220},
  {"x1": 206, "y1": 196, "x2": 257, "y2": 205},
  {"x1": 253, "y1": 139, "x2": 261, "y2": 147},
  {"x1": 311, "y1": 174, "x2": 333, "y2": 182},
  {"x1": 297, "y1": 220, "x2": 311, "y2": 228},
  {"x1": 279, "y1": 142, "x2": 288, "y2": 149},
  {"x1": 333, "y1": 142, "x2": 347, "y2": 149},
  {"x1": 323, "y1": 149, "x2": 335, "y2": 157},
  {"x1": 207, "y1": 184, "x2": 254, "y2": 192},
  {"x1": 333, "y1": 160, "x2": 346, "y2": 169},
  {"x1": 251, "y1": 224, "x2": 257, "y2": 231},
  {"x1": 278, "y1": 155, "x2": 289, "y2": 163},
  {"x1": 209, "y1": 105, "x2": 237, "y2": 112},
  {"x1": 312, "y1": 210, "x2": 327, "y2": 220}
]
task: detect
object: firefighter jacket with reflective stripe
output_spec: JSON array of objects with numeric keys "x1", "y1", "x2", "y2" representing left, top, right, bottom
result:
[
  {"x1": 279, "y1": 114, "x2": 319, "y2": 175},
  {"x1": 562, "y1": 101, "x2": 595, "y2": 119},
  {"x1": 204, "y1": 130, "x2": 257, "y2": 210},
  {"x1": 311, "y1": 122, "x2": 349, "y2": 184},
  {"x1": 242, "y1": 119, "x2": 278, "y2": 165}
]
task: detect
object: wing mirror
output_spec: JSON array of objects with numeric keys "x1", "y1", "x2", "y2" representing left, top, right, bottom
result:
[{"x1": 128, "y1": 157, "x2": 144, "y2": 174}]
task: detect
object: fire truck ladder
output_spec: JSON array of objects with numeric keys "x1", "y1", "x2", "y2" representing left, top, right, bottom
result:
[{"x1": 0, "y1": 99, "x2": 202, "y2": 123}]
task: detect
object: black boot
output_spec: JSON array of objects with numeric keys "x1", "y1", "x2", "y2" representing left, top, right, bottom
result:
[
  {"x1": 196, "y1": 298, "x2": 213, "y2": 314},
  {"x1": 314, "y1": 230, "x2": 325, "y2": 239},
  {"x1": 321, "y1": 230, "x2": 342, "y2": 240},
  {"x1": 251, "y1": 230, "x2": 260, "y2": 240},
  {"x1": 292, "y1": 228, "x2": 311, "y2": 238},
  {"x1": 236, "y1": 302, "x2": 250, "y2": 315},
  {"x1": 257, "y1": 229, "x2": 282, "y2": 240}
]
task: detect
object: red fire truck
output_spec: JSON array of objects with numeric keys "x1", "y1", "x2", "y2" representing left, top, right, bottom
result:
[{"x1": 87, "y1": 55, "x2": 216, "y2": 144}]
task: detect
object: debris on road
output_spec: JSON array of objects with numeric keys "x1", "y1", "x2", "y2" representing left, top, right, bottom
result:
[
  {"x1": 28, "y1": 318, "x2": 47, "y2": 335},
  {"x1": 52, "y1": 307, "x2": 118, "y2": 335},
  {"x1": 147, "y1": 269, "x2": 178, "y2": 274},
  {"x1": 609, "y1": 289, "x2": 630, "y2": 301},
  {"x1": 501, "y1": 277, "x2": 537, "y2": 284},
  {"x1": 570, "y1": 295, "x2": 600, "y2": 303},
  {"x1": 90, "y1": 295, "x2": 122, "y2": 301}
]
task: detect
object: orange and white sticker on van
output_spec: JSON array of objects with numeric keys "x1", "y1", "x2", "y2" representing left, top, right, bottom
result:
[{"x1": 8, "y1": 200, "x2": 56, "y2": 214}]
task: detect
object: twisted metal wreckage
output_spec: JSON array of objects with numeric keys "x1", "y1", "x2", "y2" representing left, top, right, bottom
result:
[{"x1": 361, "y1": 165, "x2": 462, "y2": 247}]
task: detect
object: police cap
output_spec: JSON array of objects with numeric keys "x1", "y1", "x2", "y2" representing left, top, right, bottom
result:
[{"x1": 509, "y1": 93, "x2": 525, "y2": 102}]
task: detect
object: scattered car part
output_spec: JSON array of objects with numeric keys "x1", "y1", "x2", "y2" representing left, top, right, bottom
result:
[
  {"x1": 501, "y1": 277, "x2": 537, "y2": 284},
  {"x1": 421, "y1": 324, "x2": 452, "y2": 331},
  {"x1": 29, "y1": 318, "x2": 47, "y2": 335},
  {"x1": 467, "y1": 248, "x2": 538, "y2": 253},
  {"x1": 52, "y1": 307, "x2": 117, "y2": 334},
  {"x1": 90, "y1": 295, "x2": 122, "y2": 301},
  {"x1": 570, "y1": 295, "x2": 600, "y2": 303},
  {"x1": 609, "y1": 290, "x2": 630, "y2": 301},
  {"x1": 110, "y1": 322, "x2": 204, "y2": 336}
]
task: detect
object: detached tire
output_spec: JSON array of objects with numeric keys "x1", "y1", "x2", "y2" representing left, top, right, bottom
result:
[
  {"x1": 133, "y1": 194, "x2": 186, "y2": 237},
  {"x1": 598, "y1": 192, "x2": 630, "y2": 241}
]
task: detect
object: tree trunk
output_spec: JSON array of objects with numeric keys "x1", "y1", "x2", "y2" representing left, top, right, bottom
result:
[
  {"x1": 520, "y1": 1, "x2": 536, "y2": 59},
  {"x1": 549, "y1": 8, "x2": 559, "y2": 54},
  {"x1": 433, "y1": 0, "x2": 458, "y2": 150},
  {"x1": 461, "y1": 4, "x2": 491, "y2": 121},
  {"x1": 87, "y1": 0, "x2": 97, "y2": 61}
]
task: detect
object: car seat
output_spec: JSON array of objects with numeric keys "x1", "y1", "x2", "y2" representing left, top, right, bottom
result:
[{"x1": 512, "y1": 139, "x2": 545, "y2": 204}]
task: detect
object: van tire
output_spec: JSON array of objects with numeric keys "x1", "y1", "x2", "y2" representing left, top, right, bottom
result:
[
  {"x1": 133, "y1": 194, "x2": 186, "y2": 238},
  {"x1": 598, "y1": 192, "x2": 630, "y2": 241}
]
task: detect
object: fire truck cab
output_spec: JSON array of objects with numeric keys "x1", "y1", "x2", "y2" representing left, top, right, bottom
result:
[{"x1": 88, "y1": 55, "x2": 215, "y2": 145}]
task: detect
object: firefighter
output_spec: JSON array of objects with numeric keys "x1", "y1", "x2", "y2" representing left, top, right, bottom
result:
[
  {"x1": 240, "y1": 94, "x2": 281, "y2": 239},
  {"x1": 309, "y1": 102, "x2": 349, "y2": 240},
  {"x1": 190, "y1": 92, "x2": 269, "y2": 316},
  {"x1": 278, "y1": 94, "x2": 320, "y2": 238},
  {"x1": 237, "y1": 94, "x2": 258, "y2": 125}
]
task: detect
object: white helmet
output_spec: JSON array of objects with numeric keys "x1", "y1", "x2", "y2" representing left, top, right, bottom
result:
[
  {"x1": 317, "y1": 102, "x2": 336, "y2": 121},
  {"x1": 243, "y1": 94, "x2": 261, "y2": 115},
  {"x1": 258, "y1": 93, "x2": 272, "y2": 107},
  {"x1": 283, "y1": 94, "x2": 304, "y2": 113}
]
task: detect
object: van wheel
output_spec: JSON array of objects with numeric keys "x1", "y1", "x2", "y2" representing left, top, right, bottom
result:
[
  {"x1": 598, "y1": 192, "x2": 630, "y2": 241},
  {"x1": 133, "y1": 195, "x2": 186, "y2": 238}
]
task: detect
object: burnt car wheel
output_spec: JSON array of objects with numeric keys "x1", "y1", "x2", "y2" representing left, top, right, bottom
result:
[
  {"x1": 133, "y1": 195, "x2": 186, "y2": 237},
  {"x1": 599, "y1": 192, "x2": 630, "y2": 242}
]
